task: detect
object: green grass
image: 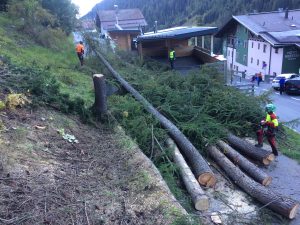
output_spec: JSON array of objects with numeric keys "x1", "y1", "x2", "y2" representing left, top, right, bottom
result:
[
  {"x1": 0, "y1": 14, "x2": 94, "y2": 106},
  {"x1": 278, "y1": 126, "x2": 300, "y2": 163}
]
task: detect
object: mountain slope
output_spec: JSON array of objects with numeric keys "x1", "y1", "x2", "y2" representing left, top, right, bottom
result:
[{"x1": 84, "y1": 0, "x2": 300, "y2": 29}]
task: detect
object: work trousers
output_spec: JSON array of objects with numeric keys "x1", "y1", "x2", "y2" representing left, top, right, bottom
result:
[
  {"x1": 169, "y1": 59, "x2": 174, "y2": 69},
  {"x1": 256, "y1": 129, "x2": 278, "y2": 156}
]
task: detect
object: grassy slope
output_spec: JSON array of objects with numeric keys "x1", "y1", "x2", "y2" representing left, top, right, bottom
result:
[{"x1": 0, "y1": 15, "x2": 94, "y2": 106}]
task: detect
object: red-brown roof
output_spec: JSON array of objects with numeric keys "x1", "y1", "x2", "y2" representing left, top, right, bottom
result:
[{"x1": 96, "y1": 9, "x2": 147, "y2": 30}]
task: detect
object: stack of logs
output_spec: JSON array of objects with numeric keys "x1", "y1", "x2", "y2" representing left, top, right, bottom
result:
[
  {"x1": 94, "y1": 52, "x2": 299, "y2": 220},
  {"x1": 168, "y1": 134, "x2": 298, "y2": 219}
]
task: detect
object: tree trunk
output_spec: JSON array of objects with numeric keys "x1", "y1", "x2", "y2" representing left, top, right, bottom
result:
[
  {"x1": 93, "y1": 74, "x2": 107, "y2": 115},
  {"x1": 217, "y1": 140, "x2": 272, "y2": 186},
  {"x1": 208, "y1": 145, "x2": 299, "y2": 219},
  {"x1": 95, "y1": 51, "x2": 216, "y2": 187},
  {"x1": 168, "y1": 139, "x2": 209, "y2": 211},
  {"x1": 227, "y1": 134, "x2": 274, "y2": 165}
]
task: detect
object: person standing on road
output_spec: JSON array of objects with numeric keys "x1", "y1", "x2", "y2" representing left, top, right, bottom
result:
[
  {"x1": 76, "y1": 41, "x2": 85, "y2": 66},
  {"x1": 257, "y1": 72, "x2": 262, "y2": 86},
  {"x1": 169, "y1": 48, "x2": 176, "y2": 70},
  {"x1": 255, "y1": 103, "x2": 279, "y2": 156},
  {"x1": 279, "y1": 77, "x2": 286, "y2": 95}
]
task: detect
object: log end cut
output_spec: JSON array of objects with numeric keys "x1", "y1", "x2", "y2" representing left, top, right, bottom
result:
[
  {"x1": 262, "y1": 176, "x2": 272, "y2": 186},
  {"x1": 267, "y1": 153, "x2": 275, "y2": 162},
  {"x1": 198, "y1": 173, "x2": 216, "y2": 187},
  {"x1": 194, "y1": 195, "x2": 209, "y2": 211},
  {"x1": 262, "y1": 158, "x2": 271, "y2": 166},
  {"x1": 289, "y1": 203, "x2": 299, "y2": 219}
]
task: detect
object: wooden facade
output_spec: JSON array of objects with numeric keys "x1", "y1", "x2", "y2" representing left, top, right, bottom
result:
[{"x1": 109, "y1": 31, "x2": 140, "y2": 51}]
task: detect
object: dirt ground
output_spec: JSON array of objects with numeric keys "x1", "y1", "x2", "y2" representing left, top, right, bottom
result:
[{"x1": 0, "y1": 107, "x2": 185, "y2": 225}]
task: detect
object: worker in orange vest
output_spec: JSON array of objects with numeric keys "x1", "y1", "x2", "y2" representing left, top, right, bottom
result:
[{"x1": 76, "y1": 41, "x2": 84, "y2": 66}]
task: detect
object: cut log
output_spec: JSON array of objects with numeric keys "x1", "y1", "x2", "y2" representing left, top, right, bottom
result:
[
  {"x1": 217, "y1": 140, "x2": 272, "y2": 186},
  {"x1": 95, "y1": 51, "x2": 216, "y2": 187},
  {"x1": 93, "y1": 74, "x2": 107, "y2": 115},
  {"x1": 227, "y1": 134, "x2": 274, "y2": 165},
  {"x1": 208, "y1": 145, "x2": 299, "y2": 219},
  {"x1": 168, "y1": 139, "x2": 209, "y2": 211}
]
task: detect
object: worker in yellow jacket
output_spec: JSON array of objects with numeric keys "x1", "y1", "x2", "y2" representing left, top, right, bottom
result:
[{"x1": 169, "y1": 48, "x2": 176, "y2": 69}]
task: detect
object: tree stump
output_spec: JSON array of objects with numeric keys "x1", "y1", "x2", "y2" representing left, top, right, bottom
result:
[{"x1": 93, "y1": 74, "x2": 107, "y2": 116}]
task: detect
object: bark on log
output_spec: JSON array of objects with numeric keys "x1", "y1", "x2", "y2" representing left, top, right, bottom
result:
[
  {"x1": 95, "y1": 51, "x2": 216, "y2": 187},
  {"x1": 208, "y1": 145, "x2": 299, "y2": 219},
  {"x1": 93, "y1": 74, "x2": 107, "y2": 115},
  {"x1": 168, "y1": 139, "x2": 209, "y2": 211},
  {"x1": 227, "y1": 134, "x2": 274, "y2": 165},
  {"x1": 217, "y1": 140, "x2": 272, "y2": 186}
]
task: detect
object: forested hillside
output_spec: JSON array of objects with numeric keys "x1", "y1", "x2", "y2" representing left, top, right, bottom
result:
[{"x1": 84, "y1": 0, "x2": 300, "y2": 29}]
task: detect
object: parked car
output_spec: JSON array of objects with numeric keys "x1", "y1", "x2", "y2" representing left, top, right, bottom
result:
[
  {"x1": 271, "y1": 73, "x2": 299, "y2": 90},
  {"x1": 285, "y1": 77, "x2": 300, "y2": 95}
]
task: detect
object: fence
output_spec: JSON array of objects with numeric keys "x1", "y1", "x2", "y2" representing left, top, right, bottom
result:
[{"x1": 231, "y1": 83, "x2": 255, "y2": 96}]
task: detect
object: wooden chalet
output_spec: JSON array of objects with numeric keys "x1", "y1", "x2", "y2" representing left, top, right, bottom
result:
[{"x1": 95, "y1": 8, "x2": 147, "y2": 51}]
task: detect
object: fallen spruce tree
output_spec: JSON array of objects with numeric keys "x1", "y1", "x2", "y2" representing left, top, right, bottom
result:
[
  {"x1": 208, "y1": 145, "x2": 299, "y2": 219},
  {"x1": 217, "y1": 140, "x2": 272, "y2": 186},
  {"x1": 227, "y1": 134, "x2": 275, "y2": 165},
  {"x1": 94, "y1": 50, "x2": 216, "y2": 187}
]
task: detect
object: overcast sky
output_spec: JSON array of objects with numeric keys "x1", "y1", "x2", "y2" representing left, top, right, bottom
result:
[{"x1": 71, "y1": 0, "x2": 102, "y2": 17}]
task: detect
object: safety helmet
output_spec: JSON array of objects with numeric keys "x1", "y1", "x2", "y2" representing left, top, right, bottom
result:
[{"x1": 265, "y1": 103, "x2": 276, "y2": 113}]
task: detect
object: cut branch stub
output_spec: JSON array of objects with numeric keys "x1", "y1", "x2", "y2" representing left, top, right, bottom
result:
[{"x1": 227, "y1": 134, "x2": 274, "y2": 165}]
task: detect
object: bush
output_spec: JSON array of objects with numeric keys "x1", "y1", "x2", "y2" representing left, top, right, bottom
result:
[{"x1": 35, "y1": 27, "x2": 67, "y2": 50}]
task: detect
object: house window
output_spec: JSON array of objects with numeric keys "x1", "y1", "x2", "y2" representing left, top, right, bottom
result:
[
  {"x1": 257, "y1": 59, "x2": 260, "y2": 66},
  {"x1": 258, "y1": 43, "x2": 260, "y2": 50},
  {"x1": 236, "y1": 66, "x2": 239, "y2": 71},
  {"x1": 275, "y1": 48, "x2": 279, "y2": 54},
  {"x1": 251, "y1": 42, "x2": 254, "y2": 48},
  {"x1": 233, "y1": 65, "x2": 236, "y2": 69},
  {"x1": 228, "y1": 50, "x2": 230, "y2": 56},
  {"x1": 244, "y1": 40, "x2": 247, "y2": 48},
  {"x1": 243, "y1": 55, "x2": 247, "y2": 62},
  {"x1": 263, "y1": 44, "x2": 267, "y2": 53},
  {"x1": 251, "y1": 57, "x2": 253, "y2": 63}
]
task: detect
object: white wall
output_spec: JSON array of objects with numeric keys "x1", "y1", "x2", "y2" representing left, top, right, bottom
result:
[
  {"x1": 270, "y1": 47, "x2": 283, "y2": 76},
  {"x1": 226, "y1": 40, "x2": 284, "y2": 79}
]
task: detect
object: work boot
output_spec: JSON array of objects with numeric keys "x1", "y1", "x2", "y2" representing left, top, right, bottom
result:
[{"x1": 255, "y1": 143, "x2": 263, "y2": 148}]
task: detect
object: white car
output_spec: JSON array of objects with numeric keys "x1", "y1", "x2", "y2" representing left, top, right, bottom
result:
[{"x1": 272, "y1": 73, "x2": 299, "y2": 90}]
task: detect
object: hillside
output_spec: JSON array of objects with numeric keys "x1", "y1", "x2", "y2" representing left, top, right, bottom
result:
[
  {"x1": 84, "y1": 0, "x2": 300, "y2": 29},
  {"x1": 0, "y1": 2, "x2": 187, "y2": 224}
]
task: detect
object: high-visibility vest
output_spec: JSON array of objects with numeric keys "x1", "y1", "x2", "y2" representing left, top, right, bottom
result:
[
  {"x1": 169, "y1": 50, "x2": 175, "y2": 59},
  {"x1": 266, "y1": 113, "x2": 278, "y2": 127},
  {"x1": 76, "y1": 44, "x2": 84, "y2": 53}
]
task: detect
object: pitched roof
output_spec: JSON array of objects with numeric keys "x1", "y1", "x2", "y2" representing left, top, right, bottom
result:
[
  {"x1": 96, "y1": 9, "x2": 147, "y2": 31},
  {"x1": 137, "y1": 26, "x2": 218, "y2": 42},
  {"x1": 215, "y1": 9, "x2": 300, "y2": 47}
]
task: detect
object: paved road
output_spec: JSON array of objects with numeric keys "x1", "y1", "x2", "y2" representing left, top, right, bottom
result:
[{"x1": 254, "y1": 82, "x2": 300, "y2": 132}]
